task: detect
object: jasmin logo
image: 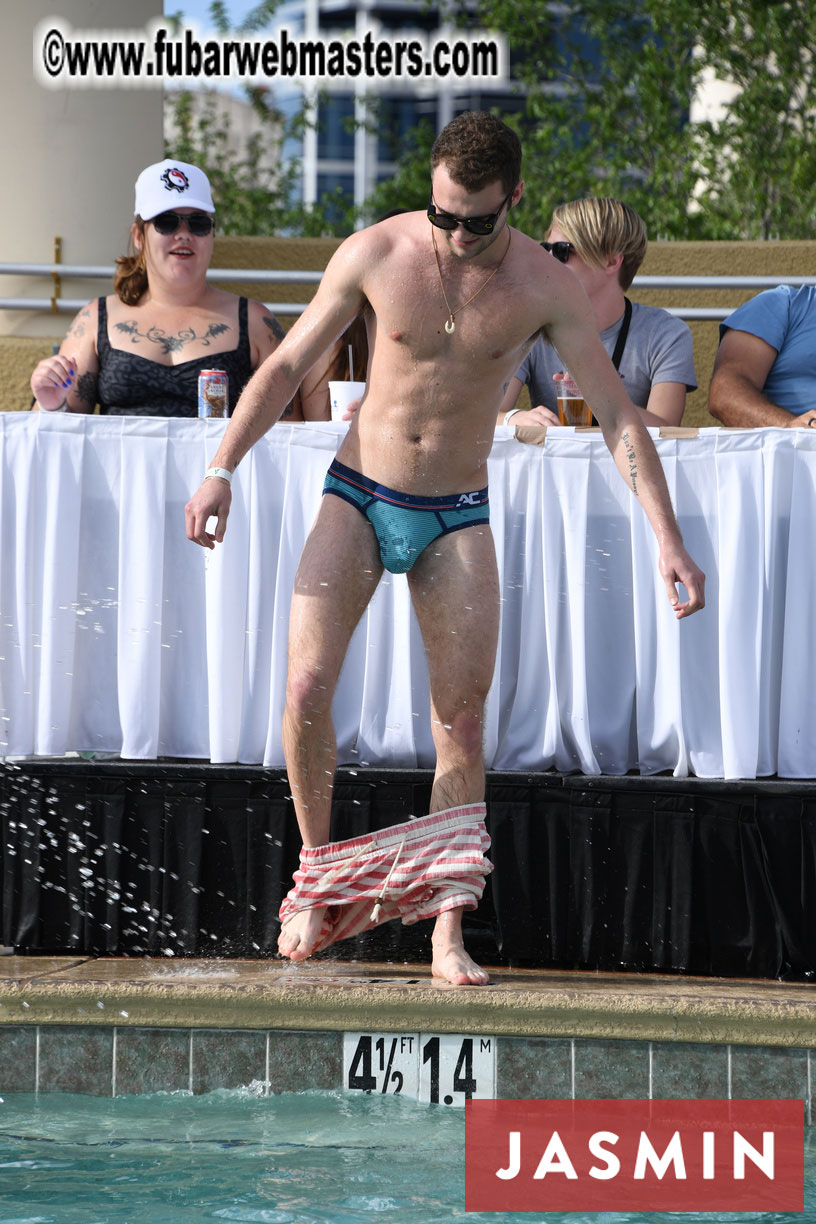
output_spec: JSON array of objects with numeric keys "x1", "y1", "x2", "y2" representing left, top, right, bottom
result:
[{"x1": 465, "y1": 1099, "x2": 803, "y2": 1212}]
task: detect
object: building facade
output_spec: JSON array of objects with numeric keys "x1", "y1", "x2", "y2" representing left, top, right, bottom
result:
[{"x1": 272, "y1": 0, "x2": 521, "y2": 216}]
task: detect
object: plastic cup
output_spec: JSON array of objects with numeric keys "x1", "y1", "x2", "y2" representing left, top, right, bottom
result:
[
  {"x1": 555, "y1": 373, "x2": 592, "y2": 427},
  {"x1": 329, "y1": 380, "x2": 366, "y2": 423}
]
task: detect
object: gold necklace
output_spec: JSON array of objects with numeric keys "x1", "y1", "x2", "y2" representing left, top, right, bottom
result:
[{"x1": 432, "y1": 228, "x2": 511, "y2": 334}]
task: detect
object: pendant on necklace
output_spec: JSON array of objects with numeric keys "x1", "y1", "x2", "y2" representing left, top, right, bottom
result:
[{"x1": 445, "y1": 317, "x2": 455, "y2": 335}]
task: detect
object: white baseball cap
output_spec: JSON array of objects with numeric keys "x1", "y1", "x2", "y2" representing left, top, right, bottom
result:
[{"x1": 134, "y1": 159, "x2": 215, "y2": 220}]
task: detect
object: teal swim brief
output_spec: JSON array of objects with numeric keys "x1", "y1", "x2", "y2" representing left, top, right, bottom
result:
[{"x1": 322, "y1": 458, "x2": 490, "y2": 574}]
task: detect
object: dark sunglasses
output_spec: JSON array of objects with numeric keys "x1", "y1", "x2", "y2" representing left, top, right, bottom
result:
[
  {"x1": 427, "y1": 187, "x2": 514, "y2": 236},
  {"x1": 540, "y1": 240, "x2": 574, "y2": 264},
  {"x1": 151, "y1": 211, "x2": 214, "y2": 237}
]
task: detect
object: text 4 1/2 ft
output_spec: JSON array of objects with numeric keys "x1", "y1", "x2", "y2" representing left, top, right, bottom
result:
[{"x1": 343, "y1": 1032, "x2": 496, "y2": 1106}]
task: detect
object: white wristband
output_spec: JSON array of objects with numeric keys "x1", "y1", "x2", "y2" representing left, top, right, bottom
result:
[
  {"x1": 37, "y1": 400, "x2": 67, "y2": 412},
  {"x1": 503, "y1": 408, "x2": 522, "y2": 425},
  {"x1": 205, "y1": 466, "x2": 233, "y2": 485}
]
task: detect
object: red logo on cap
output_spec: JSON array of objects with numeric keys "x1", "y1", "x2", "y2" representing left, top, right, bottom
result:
[{"x1": 161, "y1": 167, "x2": 189, "y2": 194}]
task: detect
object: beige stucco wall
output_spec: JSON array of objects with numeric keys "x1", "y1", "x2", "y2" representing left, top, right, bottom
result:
[
  {"x1": 4, "y1": 238, "x2": 815, "y2": 422},
  {"x1": 0, "y1": 0, "x2": 163, "y2": 341}
]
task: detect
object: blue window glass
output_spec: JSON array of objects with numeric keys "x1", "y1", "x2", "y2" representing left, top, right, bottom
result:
[
  {"x1": 317, "y1": 96, "x2": 356, "y2": 160},
  {"x1": 376, "y1": 96, "x2": 437, "y2": 161}
]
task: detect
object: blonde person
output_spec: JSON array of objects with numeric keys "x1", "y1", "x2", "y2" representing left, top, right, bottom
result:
[
  {"x1": 498, "y1": 197, "x2": 696, "y2": 429},
  {"x1": 31, "y1": 159, "x2": 286, "y2": 417}
]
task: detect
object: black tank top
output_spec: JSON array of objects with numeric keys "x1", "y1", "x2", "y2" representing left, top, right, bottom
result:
[{"x1": 95, "y1": 296, "x2": 253, "y2": 416}]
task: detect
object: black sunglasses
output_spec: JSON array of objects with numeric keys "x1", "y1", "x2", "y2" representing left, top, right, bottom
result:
[
  {"x1": 151, "y1": 211, "x2": 214, "y2": 237},
  {"x1": 427, "y1": 187, "x2": 514, "y2": 236},
  {"x1": 541, "y1": 240, "x2": 574, "y2": 264}
]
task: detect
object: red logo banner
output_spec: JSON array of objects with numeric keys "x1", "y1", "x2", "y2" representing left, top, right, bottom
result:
[{"x1": 465, "y1": 1098, "x2": 804, "y2": 1213}]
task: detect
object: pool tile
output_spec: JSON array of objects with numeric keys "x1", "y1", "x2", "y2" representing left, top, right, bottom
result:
[
  {"x1": 115, "y1": 1028, "x2": 191, "y2": 1095},
  {"x1": 573, "y1": 1039, "x2": 649, "y2": 1098},
  {"x1": 0, "y1": 1027, "x2": 37, "y2": 1092},
  {"x1": 729, "y1": 1045, "x2": 808, "y2": 1101},
  {"x1": 192, "y1": 1029, "x2": 267, "y2": 1093},
  {"x1": 38, "y1": 1025, "x2": 114, "y2": 1095},
  {"x1": 651, "y1": 1041, "x2": 729, "y2": 1098},
  {"x1": 267, "y1": 1030, "x2": 342, "y2": 1093},
  {"x1": 497, "y1": 1037, "x2": 572, "y2": 1098}
]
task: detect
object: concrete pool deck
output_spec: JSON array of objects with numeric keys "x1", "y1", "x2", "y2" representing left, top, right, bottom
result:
[
  {"x1": 1, "y1": 956, "x2": 815, "y2": 1103},
  {"x1": 0, "y1": 956, "x2": 815, "y2": 1046}
]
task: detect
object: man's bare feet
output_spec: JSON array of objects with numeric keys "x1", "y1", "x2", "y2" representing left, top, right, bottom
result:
[
  {"x1": 278, "y1": 906, "x2": 327, "y2": 962},
  {"x1": 431, "y1": 908, "x2": 490, "y2": 985},
  {"x1": 432, "y1": 945, "x2": 490, "y2": 985}
]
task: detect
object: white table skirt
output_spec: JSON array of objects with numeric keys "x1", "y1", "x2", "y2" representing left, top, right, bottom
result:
[{"x1": 1, "y1": 413, "x2": 814, "y2": 779}]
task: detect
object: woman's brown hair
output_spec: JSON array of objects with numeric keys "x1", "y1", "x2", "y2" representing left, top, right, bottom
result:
[
  {"x1": 113, "y1": 217, "x2": 149, "y2": 305},
  {"x1": 325, "y1": 314, "x2": 369, "y2": 384}
]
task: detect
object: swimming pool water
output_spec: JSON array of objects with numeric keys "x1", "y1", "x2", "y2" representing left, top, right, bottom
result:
[{"x1": 0, "y1": 1089, "x2": 814, "y2": 1224}]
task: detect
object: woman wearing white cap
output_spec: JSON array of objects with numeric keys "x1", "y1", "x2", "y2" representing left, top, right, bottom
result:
[{"x1": 30, "y1": 159, "x2": 287, "y2": 417}]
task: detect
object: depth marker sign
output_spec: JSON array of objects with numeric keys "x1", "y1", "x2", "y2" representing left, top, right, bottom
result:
[{"x1": 343, "y1": 1032, "x2": 496, "y2": 1105}]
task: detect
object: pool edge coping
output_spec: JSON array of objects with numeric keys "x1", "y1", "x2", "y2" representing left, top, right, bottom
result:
[{"x1": 2, "y1": 958, "x2": 816, "y2": 1048}]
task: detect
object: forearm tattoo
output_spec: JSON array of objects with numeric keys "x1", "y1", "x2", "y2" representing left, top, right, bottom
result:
[
  {"x1": 114, "y1": 320, "x2": 230, "y2": 355},
  {"x1": 76, "y1": 371, "x2": 99, "y2": 409},
  {"x1": 263, "y1": 315, "x2": 286, "y2": 343},
  {"x1": 622, "y1": 430, "x2": 639, "y2": 496}
]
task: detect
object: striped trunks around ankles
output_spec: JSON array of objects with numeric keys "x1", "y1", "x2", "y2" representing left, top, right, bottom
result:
[{"x1": 278, "y1": 804, "x2": 492, "y2": 954}]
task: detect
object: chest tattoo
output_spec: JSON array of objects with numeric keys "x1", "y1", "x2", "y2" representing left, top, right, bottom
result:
[{"x1": 114, "y1": 319, "x2": 231, "y2": 355}]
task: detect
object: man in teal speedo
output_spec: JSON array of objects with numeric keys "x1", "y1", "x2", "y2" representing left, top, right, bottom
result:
[
  {"x1": 322, "y1": 458, "x2": 490, "y2": 573},
  {"x1": 186, "y1": 111, "x2": 705, "y2": 986}
]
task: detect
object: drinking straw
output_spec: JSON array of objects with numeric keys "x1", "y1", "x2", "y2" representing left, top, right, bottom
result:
[{"x1": 348, "y1": 343, "x2": 354, "y2": 381}]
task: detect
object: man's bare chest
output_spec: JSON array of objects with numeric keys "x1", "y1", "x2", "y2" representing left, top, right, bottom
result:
[{"x1": 368, "y1": 262, "x2": 539, "y2": 369}]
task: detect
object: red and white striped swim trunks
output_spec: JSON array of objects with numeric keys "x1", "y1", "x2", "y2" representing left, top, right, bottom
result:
[{"x1": 278, "y1": 803, "x2": 492, "y2": 954}]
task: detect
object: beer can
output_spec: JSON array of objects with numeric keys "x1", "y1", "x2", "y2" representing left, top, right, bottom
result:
[{"x1": 198, "y1": 369, "x2": 228, "y2": 419}]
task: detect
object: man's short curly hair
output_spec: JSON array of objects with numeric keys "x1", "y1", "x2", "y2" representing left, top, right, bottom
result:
[{"x1": 430, "y1": 111, "x2": 522, "y2": 195}]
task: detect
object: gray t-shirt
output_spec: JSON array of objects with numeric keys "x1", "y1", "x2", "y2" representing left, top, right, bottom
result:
[{"x1": 515, "y1": 301, "x2": 697, "y2": 412}]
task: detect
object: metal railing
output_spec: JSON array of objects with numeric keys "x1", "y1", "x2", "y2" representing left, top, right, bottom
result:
[
  {"x1": 2, "y1": 263, "x2": 816, "y2": 321},
  {"x1": 0, "y1": 262, "x2": 323, "y2": 317},
  {"x1": 633, "y1": 275, "x2": 816, "y2": 320}
]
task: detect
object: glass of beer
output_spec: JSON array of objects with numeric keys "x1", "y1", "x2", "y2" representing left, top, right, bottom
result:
[{"x1": 555, "y1": 372, "x2": 592, "y2": 426}]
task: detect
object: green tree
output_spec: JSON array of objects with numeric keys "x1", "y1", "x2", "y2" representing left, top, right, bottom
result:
[
  {"x1": 690, "y1": 0, "x2": 816, "y2": 239},
  {"x1": 164, "y1": 2, "x2": 357, "y2": 236},
  {"x1": 358, "y1": 116, "x2": 437, "y2": 223},
  {"x1": 398, "y1": 0, "x2": 816, "y2": 240}
]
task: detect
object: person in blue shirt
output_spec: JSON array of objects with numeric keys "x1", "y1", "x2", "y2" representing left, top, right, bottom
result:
[{"x1": 708, "y1": 285, "x2": 816, "y2": 429}]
